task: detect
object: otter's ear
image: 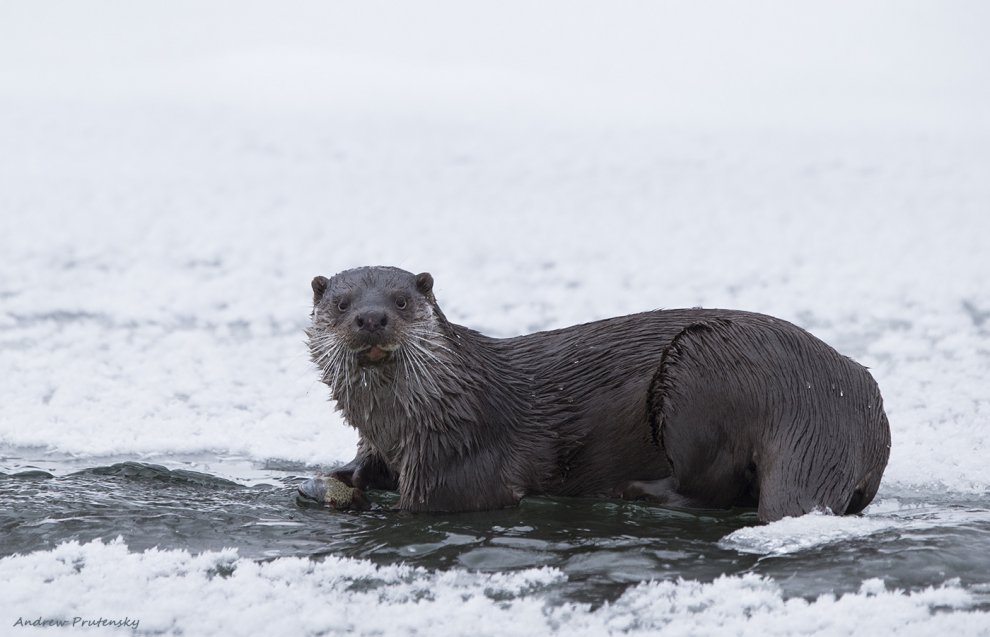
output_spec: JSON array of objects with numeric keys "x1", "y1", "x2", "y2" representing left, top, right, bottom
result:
[
  {"x1": 312, "y1": 276, "x2": 330, "y2": 304},
  {"x1": 415, "y1": 272, "x2": 434, "y2": 295}
]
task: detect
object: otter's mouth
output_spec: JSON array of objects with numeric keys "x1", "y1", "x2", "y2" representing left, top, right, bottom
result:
[{"x1": 355, "y1": 344, "x2": 398, "y2": 366}]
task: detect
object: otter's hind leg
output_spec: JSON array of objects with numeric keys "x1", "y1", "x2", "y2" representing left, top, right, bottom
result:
[
  {"x1": 647, "y1": 321, "x2": 762, "y2": 511},
  {"x1": 649, "y1": 318, "x2": 890, "y2": 522}
]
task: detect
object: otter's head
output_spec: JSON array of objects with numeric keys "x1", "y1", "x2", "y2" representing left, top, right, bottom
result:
[{"x1": 307, "y1": 266, "x2": 448, "y2": 387}]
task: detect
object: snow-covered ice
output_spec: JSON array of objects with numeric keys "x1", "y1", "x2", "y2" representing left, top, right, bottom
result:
[{"x1": 1, "y1": 538, "x2": 986, "y2": 637}]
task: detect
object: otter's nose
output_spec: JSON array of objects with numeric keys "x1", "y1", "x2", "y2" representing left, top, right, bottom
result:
[{"x1": 355, "y1": 311, "x2": 388, "y2": 333}]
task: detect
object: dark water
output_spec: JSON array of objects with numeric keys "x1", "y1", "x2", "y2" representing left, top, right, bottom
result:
[{"x1": 2, "y1": 451, "x2": 989, "y2": 609}]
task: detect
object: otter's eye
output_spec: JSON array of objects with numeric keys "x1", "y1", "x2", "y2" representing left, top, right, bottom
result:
[
  {"x1": 336, "y1": 299, "x2": 350, "y2": 312},
  {"x1": 395, "y1": 296, "x2": 408, "y2": 310}
]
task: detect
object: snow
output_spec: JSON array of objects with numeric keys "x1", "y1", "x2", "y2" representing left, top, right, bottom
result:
[
  {"x1": 1, "y1": 538, "x2": 987, "y2": 637},
  {"x1": 2, "y1": 1, "x2": 989, "y2": 634}
]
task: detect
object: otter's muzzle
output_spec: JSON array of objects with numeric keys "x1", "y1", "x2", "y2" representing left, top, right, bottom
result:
[{"x1": 355, "y1": 310, "x2": 389, "y2": 333}]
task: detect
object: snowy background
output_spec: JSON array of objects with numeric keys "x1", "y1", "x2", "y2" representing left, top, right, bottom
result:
[{"x1": 2, "y1": 1, "x2": 989, "y2": 634}]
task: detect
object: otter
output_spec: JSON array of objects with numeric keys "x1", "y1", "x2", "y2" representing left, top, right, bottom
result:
[{"x1": 302, "y1": 266, "x2": 890, "y2": 522}]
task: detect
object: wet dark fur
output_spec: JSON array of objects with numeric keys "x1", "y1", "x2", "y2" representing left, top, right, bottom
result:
[{"x1": 307, "y1": 266, "x2": 891, "y2": 522}]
